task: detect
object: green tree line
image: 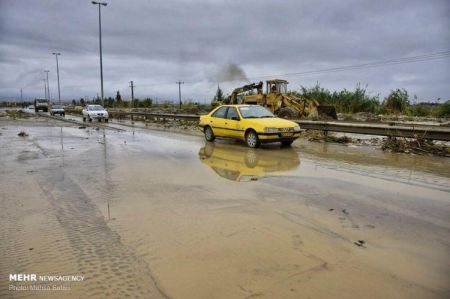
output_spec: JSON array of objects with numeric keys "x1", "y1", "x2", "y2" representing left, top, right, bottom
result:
[{"x1": 70, "y1": 91, "x2": 153, "y2": 108}]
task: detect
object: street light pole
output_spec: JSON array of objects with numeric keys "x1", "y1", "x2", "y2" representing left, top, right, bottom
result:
[
  {"x1": 43, "y1": 79, "x2": 47, "y2": 99},
  {"x1": 91, "y1": 1, "x2": 107, "y2": 107},
  {"x1": 44, "y1": 70, "x2": 50, "y2": 101},
  {"x1": 129, "y1": 81, "x2": 135, "y2": 107},
  {"x1": 52, "y1": 52, "x2": 61, "y2": 104}
]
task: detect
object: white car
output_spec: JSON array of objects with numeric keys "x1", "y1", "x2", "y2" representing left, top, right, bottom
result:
[
  {"x1": 50, "y1": 104, "x2": 65, "y2": 116},
  {"x1": 82, "y1": 105, "x2": 109, "y2": 122}
]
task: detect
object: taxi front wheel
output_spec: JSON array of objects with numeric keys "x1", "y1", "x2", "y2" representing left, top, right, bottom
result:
[
  {"x1": 246, "y1": 130, "x2": 261, "y2": 148},
  {"x1": 204, "y1": 126, "x2": 215, "y2": 142}
]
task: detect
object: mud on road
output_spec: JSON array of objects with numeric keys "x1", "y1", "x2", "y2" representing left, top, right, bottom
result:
[{"x1": 1, "y1": 119, "x2": 449, "y2": 299}]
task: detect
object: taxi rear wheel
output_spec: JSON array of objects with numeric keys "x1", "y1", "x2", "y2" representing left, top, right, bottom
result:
[
  {"x1": 204, "y1": 126, "x2": 215, "y2": 141},
  {"x1": 246, "y1": 130, "x2": 260, "y2": 148}
]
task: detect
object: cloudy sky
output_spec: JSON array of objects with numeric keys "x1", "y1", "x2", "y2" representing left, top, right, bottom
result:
[{"x1": 0, "y1": 0, "x2": 449, "y2": 103}]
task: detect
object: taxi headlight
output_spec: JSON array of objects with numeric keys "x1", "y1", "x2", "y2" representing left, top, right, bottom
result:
[
  {"x1": 264, "y1": 127, "x2": 278, "y2": 133},
  {"x1": 293, "y1": 125, "x2": 301, "y2": 132}
]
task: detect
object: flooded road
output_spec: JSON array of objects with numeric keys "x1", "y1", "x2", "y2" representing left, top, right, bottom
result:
[{"x1": 1, "y1": 121, "x2": 449, "y2": 298}]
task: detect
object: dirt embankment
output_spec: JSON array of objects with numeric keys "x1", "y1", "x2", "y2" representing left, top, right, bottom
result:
[
  {"x1": 305, "y1": 130, "x2": 450, "y2": 157},
  {"x1": 0, "y1": 109, "x2": 33, "y2": 119},
  {"x1": 339, "y1": 112, "x2": 450, "y2": 126}
]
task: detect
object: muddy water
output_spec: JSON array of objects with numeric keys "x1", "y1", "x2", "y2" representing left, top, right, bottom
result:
[{"x1": 0, "y1": 124, "x2": 449, "y2": 299}]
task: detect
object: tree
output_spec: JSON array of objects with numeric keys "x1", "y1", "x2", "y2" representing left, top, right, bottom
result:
[
  {"x1": 80, "y1": 98, "x2": 85, "y2": 106},
  {"x1": 106, "y1": 97, "x2": 115, "y2": 108},
  {"x1": 213, "y1": 85, "x2": 224, "y2": 102},
  {"x1": 383, "y1": 89, "x2": 409, "y2": 114},
  {"x1": 142, "y1": 98, "x2": 153, "y2": 107},
  {"x1": 116, "y1": 90, "x2": 122, "y2": 103}
]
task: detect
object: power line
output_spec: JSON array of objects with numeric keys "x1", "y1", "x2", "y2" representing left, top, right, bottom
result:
[
  {"x1": 248, "y1": 50, "x2": 450, "y2": 80},
  {"x1": 135, "y1": 82, "x2": 174, "y2": 87},
  {"x1": 120, "y1": 50, "x2": 450, "y2": 88}
]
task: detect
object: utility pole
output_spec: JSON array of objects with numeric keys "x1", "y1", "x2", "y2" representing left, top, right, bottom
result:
[
  {"x1": 20, "y1": 88, "x2": 23, "y2": 102},
  {"x1": 44, "y1": 70, "x2": 50, "y2": 101},
  {"x1": 176, "y1": 81, "x2": 184, "y2": 109},
  {"x1": 52, "y1": 52, "x2": 61, "y2": 104},
  {"x1": 129, "y1": 81, "x2": 134, "y2": 109},
  {"x1": 91, "y1": 1, "x2": 108, "y2": 107}
]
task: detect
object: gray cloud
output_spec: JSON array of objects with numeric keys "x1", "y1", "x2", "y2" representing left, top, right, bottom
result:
[{"x1": 0, "y1": 0, "x2": 449, "y2": 102}]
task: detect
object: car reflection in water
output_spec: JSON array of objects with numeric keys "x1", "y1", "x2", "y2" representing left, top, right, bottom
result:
[{"x1": 198, "y1": 142, "x2": 301, "y2": 182}]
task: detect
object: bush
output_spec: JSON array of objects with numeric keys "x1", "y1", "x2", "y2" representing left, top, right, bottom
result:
[
  {"x1": 383, "y1": 89, "x2": 409, "y2": 114},
  {"x1": 434, "y1": 100, "x2": 450, "y2": 118},
  {"x1": 293, "y1": 83, "x2": 381, "y2": 114},
  {"x1": 408, "y1": 104, "x2": 434, "y2": 117},
  {"x1": 296, "y1": 84, "x2": 333, "y2": 104}
]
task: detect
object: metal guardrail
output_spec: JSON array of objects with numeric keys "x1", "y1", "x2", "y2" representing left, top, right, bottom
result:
[
  {"x1": 111, "y1": 111, "x2": 201, "y2": 120},
  {"x1": 103, "y1": 111, "x2": 450, "y2": 141},
  {"x1": 296, "y1": 120, "x2": 450, "y2": 141}
]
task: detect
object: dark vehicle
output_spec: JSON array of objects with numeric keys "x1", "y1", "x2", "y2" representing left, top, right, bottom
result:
[
  {"x1": 50, "y1": 104, "x2": 65, "y2": 116},
  {"x1": 34, "y1": 98, "x2": 49, "y2": 112}
]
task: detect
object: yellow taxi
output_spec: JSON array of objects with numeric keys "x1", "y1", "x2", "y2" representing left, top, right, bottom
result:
[{"x1": 199, "y1": 105, "x2": 302, "y2": 148}]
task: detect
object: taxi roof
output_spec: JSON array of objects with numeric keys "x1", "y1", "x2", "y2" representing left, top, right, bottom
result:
[{"x1": 218, "y1": 104, "x2": 256, "y2": 107}]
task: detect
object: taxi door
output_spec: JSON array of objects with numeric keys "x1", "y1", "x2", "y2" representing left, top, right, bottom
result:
[
  {"x1": 223, "y1": 107, "x2": 243, "y2": 138},
  {"x1": 209, "y1": 106, "x2": 228, "y2": 136}
]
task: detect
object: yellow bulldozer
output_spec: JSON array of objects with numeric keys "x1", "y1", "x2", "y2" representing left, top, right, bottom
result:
[{"x1": 212, "y1": 79, "x2": 337, "y2": 120}]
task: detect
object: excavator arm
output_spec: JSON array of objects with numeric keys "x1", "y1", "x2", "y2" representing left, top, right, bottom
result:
[{"x1": 227, "y1": 81, "x2": 263, "y2": 104}]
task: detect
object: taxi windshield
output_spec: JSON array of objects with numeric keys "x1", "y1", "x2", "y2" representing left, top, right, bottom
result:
[{"x1": 238, "y1": 106, "x2": 275, "y2": 119}]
